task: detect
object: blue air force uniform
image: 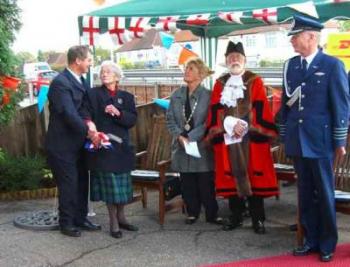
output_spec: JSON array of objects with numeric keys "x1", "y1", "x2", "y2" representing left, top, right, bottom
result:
[{"x1": 280, "y1": 16, "x2": 350, "y2": 256}]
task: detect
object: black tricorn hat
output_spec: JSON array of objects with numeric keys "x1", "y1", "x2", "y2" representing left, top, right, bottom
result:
[{"x1": 225, "y1": 41, "x2": 245, "y2": 57}]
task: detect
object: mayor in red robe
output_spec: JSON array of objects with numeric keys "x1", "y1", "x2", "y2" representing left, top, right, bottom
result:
[{"x1": 206, "y1": 41, "x2": 279, "y2": 234}]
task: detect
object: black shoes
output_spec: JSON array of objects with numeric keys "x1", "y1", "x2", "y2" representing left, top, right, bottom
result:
[
  {"x1": 119, "y1": 223, "x2": 139, "y2": 231},
  {"x1": 222, "y1": 219, "x2": 243, "y2": 231},
  {"x1": 207, "y1": 217, "x2": 223, "y2": 225},
  {"x1": 76, "y1": 219, "x2": 102, "y2": 231},
  {"x1": 253, "y1": 220, "x2": 266, "y2": 234},
  {"x1": 293, "y1": 245, "x2": 318, "y2": 256},
  {"x1": 60, "y1": 225, "x2": 81, "y2": 237},
  {"x1": 185, "y1": 216, "x2": 197, "y2": 225},
  {"x1": 110, "y1": 230, "x2": 122, "y2": 239},
  {"x1": 320, "y1": 252, "x2": 333, "y2": 262}
]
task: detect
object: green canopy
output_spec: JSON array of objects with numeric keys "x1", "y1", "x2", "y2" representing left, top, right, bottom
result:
[
  {"x1": 79, "y1": 0, "x2": 350, "y2": 86},
  {"x1": 81, "y1": 0, "x2": 350, "y2": 38}
]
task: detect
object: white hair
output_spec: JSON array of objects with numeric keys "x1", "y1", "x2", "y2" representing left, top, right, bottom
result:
[{"x1": 100, "y1": 60, "x2": 124, "y2": 79}]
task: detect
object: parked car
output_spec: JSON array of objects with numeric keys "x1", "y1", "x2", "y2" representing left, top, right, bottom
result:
[
  {"x1": 23, "y1": 62, "x2": 51, "y2": 80},
  {"x1": 31, "y1": 70, "x2": 58, "y2": 96}
]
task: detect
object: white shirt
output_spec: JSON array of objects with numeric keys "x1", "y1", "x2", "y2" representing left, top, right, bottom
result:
[
  {"x1": 301, "y1": 49, "x2": 319, "y2": 70},
  {"x1": 67, "y1": 67, "x2": 83, "y2": 84}
]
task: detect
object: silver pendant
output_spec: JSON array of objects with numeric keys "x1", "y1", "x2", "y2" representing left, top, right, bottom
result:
[{"x1": 184, "y1": 124, "x2": 191, "y2": 131}]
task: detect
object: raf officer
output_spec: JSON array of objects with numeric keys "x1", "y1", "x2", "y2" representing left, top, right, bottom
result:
[{"x1": 280, "y1": 15, "x2": 350, "y2": 262}]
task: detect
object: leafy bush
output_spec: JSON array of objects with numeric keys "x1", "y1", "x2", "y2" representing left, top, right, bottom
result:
[{"x1": 0, "y1": 149, "x2": 54, "y2": 192}]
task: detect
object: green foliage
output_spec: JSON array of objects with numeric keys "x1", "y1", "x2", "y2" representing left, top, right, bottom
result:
[
  {"x1": 94, "y1": 47, "x2": 111, "y2": 65},
  {"x1": 0, "y1": 0, "x2": 22, "y2": 76},
  {"x1": 37, "y1": 49, "x2": 45, "y2": 62},
  {"x1": 340, "y1": 20, "x2": 350, "y2": 32},
  {"x1": 16, "y1": 51, "x2": 36, "y2": 65},
  {"x1": 259, "y1": 59, "x2": 284, "y2": 68},
  {"x1": 0, "y1": 150, "x2": 53, "y2": 192},
  {"x1": 0, "y1": 0, "x2": 23, "y2": 127}
]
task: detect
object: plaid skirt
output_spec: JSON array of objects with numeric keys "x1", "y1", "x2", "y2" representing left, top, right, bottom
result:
[{"x1": 90, "y1": 171, "x2": 133, "y2": 204}]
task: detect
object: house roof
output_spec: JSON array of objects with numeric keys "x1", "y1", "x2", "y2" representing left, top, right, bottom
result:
[
  {"x1": 47, "y1": 53, "x2": 67, "y2": 66},
  {"x1": 116, "y1": 30, "x2": 199, "y2": 53}
]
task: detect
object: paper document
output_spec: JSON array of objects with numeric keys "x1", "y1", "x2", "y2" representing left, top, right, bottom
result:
[
  {"x1": 184, "y1": 141, "x2": 201, "y2": 158},
  {"x1": 224, "y1": 133, "x2": 242, "y2": 145}
]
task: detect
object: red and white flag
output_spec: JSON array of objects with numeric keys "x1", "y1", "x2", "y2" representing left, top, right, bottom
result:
[
  {"x1": 81, "y1": 16, "x2": 100, "y2": 46},
  {"x1": 252, "y1": 8, "x2": 278, "y2": 24},
  {"x1": 218, "y1": 11, "x2": 243, "y2": 24},
  {"x1": 156, "y1": 16, "x2": 179, "y2": 32},
  {"x1": 108, "y1": 17, "x2": 130, "y2": 45},
  {"x1": 186, "y1": 13, "x2": 210, "y2": 25},
  {"x1": 128, "y1": 17, "x2": 151, "y2": 39}
]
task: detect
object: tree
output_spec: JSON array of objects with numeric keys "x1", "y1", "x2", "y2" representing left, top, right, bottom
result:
[
  {"x1": 16, "y1": 51, "x2": 36, "y2": 64},
  {"x1": 94, "y1": 47, "x2": 111, "y2": 65},
  {"x1": 340, "y1": 21, "x2": 350, "y2": 32},
  {"x1": 37, "y1": 49, "x2": 46, "y2": 62},
  {"x1": 0, "y1": 0, "x2": 23, "y2": 127}
]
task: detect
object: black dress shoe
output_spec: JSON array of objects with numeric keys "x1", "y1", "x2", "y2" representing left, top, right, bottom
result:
[
  {"x1": 253, "y1": 221, "x2": 266, "y2": 234},
  {"x1": 185, "y1": 216, "x2": 197, "y2": 225},
  {"x1": 110, "y1": 231, "x2": 122, "y2": 239},
  {"x1": 76, "y1": 219, "x2": 102, "y2": 231},
  {"x1": 119, "y1": 223, "x2": 139, "y2": 231},
  {"x1": 320, "y1": 252, "x2": 333, "y2": 262},
  {"x1": 293, "y1": 245, "x2": 317, "y2": 256},
  {"x1": 60, "y1": 226, "x2": 81, "y2": 237},
  {"x1": 222, "y1": 219, "x2": 243, "y2": 231}
]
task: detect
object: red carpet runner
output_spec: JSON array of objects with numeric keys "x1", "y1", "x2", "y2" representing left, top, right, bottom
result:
[{"x1": 204, "y1": 243, "x2": 350, "y2": 267}]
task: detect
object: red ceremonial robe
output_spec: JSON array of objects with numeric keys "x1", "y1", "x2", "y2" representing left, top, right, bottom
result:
[{"x1": 206, "y1": 71, "x2": 279, "y2": 198}]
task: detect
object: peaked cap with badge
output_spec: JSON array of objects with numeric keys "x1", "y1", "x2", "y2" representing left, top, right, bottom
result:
[{"x1": 288, "y1": 14, "x2": 324, "y2": 36}]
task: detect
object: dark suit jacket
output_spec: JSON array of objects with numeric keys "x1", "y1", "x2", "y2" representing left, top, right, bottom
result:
[
  {"x1": 45, "y1": 69, "x2": 88, "y2": 162},
  {"x1": 80, "y1": 86, "x2": 137, "y2": 173}
]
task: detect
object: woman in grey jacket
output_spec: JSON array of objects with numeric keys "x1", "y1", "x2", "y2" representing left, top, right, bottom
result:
[{"x1": 166, "y1": 57, "x2": 222, "y2": 225}]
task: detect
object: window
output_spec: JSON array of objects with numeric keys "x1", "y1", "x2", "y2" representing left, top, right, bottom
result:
[
  {"x1": 265, "y1": 32, "x2": 277, "y2": 48},
  {"x1": 245, "y1": 35, "x2": 257, "y2": 48}
]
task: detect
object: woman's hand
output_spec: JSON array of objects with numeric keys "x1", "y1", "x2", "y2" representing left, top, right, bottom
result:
[
  {"x1": 105, "y1": 104, "x2": 120, "y2": 117},
  {"x1": 178, "y1": 136, "x2": 188, "y2": 148}
]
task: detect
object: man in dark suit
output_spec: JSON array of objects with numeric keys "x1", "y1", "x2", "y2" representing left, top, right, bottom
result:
[
  {"x1": 46, "y1": 45, "x2": 101, "y2": 237},
  {"x1": 280, "y1": 15, "x2": 350, "y2": 262}
]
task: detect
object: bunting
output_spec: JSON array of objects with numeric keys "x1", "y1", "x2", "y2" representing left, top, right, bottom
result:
[
  {"x1": 129, "y1": 17, "x2": 151, "y2": 38},
  {"x1": 218, "y1": 11, "x2": 243, "y2": 24},
  {"x1": 186, "y1": 14, "x2": 210, "y2": 25},
  {"x1": 252, "y1": 8, "x2": 278, "y2": 24},
  {"x1": 108, "y1": 17, "x2": 130, "y2": 45},
  {"x1": 82, "y1": 16, "x2": 100, "y2": 46},
  {"x1": 156, "y1": 16, "x2": 179, "y2": 32}
]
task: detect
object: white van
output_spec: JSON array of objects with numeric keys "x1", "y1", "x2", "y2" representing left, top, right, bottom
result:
[{"x1": 23, "y1": 62, "x2": 52, "y2": 80}]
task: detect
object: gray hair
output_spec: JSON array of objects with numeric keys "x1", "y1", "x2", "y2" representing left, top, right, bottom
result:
[{"x1": 100, "y1": 61, "x2": 124, "y2": 79}]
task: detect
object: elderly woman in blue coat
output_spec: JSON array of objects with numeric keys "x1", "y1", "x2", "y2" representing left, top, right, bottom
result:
[
  {"x1": 166, "y1": 57, "x2": 222, "y2": 225},
  {"x1": 80, "y1": 61, "x2": 138, "y2": 238}
]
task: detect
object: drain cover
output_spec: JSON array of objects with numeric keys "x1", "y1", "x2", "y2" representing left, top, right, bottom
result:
[{"x1": 13, "y1": 210, "x2": 59, "y2": 231}]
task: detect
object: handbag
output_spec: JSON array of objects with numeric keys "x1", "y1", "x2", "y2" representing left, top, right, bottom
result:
[{"x1": 163, "y1": 175, "x2": 182, "y2": 201}]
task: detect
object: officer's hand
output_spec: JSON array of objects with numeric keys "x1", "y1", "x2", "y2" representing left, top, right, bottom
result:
[{"x1": 334, "y1": 146, "x2": 346, "y2": 165}]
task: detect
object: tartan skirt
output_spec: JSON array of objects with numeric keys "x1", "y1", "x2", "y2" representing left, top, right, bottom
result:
[{"x1": 90, "y1": 171, "x2": 133, "y2": 204}]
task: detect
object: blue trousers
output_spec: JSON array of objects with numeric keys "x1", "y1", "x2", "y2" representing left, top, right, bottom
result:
[{"x1": 293, "y1": 157, "x2": 338, "y2": 254}]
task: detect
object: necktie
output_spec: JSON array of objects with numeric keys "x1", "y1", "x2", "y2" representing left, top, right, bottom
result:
[
  {"x1": 80, "y1": 76, "x2": 85, "y2": 85},
  {"x1": 301, "y1": 58, "x2": 308, "y2": 76}
]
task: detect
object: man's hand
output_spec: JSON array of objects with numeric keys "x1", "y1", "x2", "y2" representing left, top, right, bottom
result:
[
  {"x1": 334, "y1": 146, "x2": 346, "y2": 164},
  {"x1": 233, "y1": 120, "x2": 247, "y2": 138},
  {"x1": 88, "y1": 130, "x2": 101, "y2": 147},
  {"x1": 105, "y1": 104, "x2": 120, "y2": 117}
]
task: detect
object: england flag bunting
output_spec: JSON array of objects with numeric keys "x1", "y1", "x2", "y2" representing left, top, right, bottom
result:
[
  {"x1": 108, "y1": 17, "x2": 131, "y2": 45},
  {"x1": 82, "y1": 16, "x2": 100, "y2": 46},
  {"x1": 252, "y1": 8, "x2": 278, "y2": 24},
  {"x1": 186, "y1": 14, "x2": 210, "y2": 25},
  {"x1": 156, "y1": 16, "x2": 180, "y2": 32},
  {"x1": 218, "y1": 11, "x2": 243, "y2": 24},
  {"x1": 129, "y1": 17, "x2": 151, "y2": 38}
]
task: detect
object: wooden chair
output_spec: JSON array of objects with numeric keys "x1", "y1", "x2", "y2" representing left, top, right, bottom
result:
[
  {"x1": 131, "y1": 115, "x2": 183, "y2": 225},
  {"x1": 334, "y1": 139, "x2": 350, "y2": 214}
]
